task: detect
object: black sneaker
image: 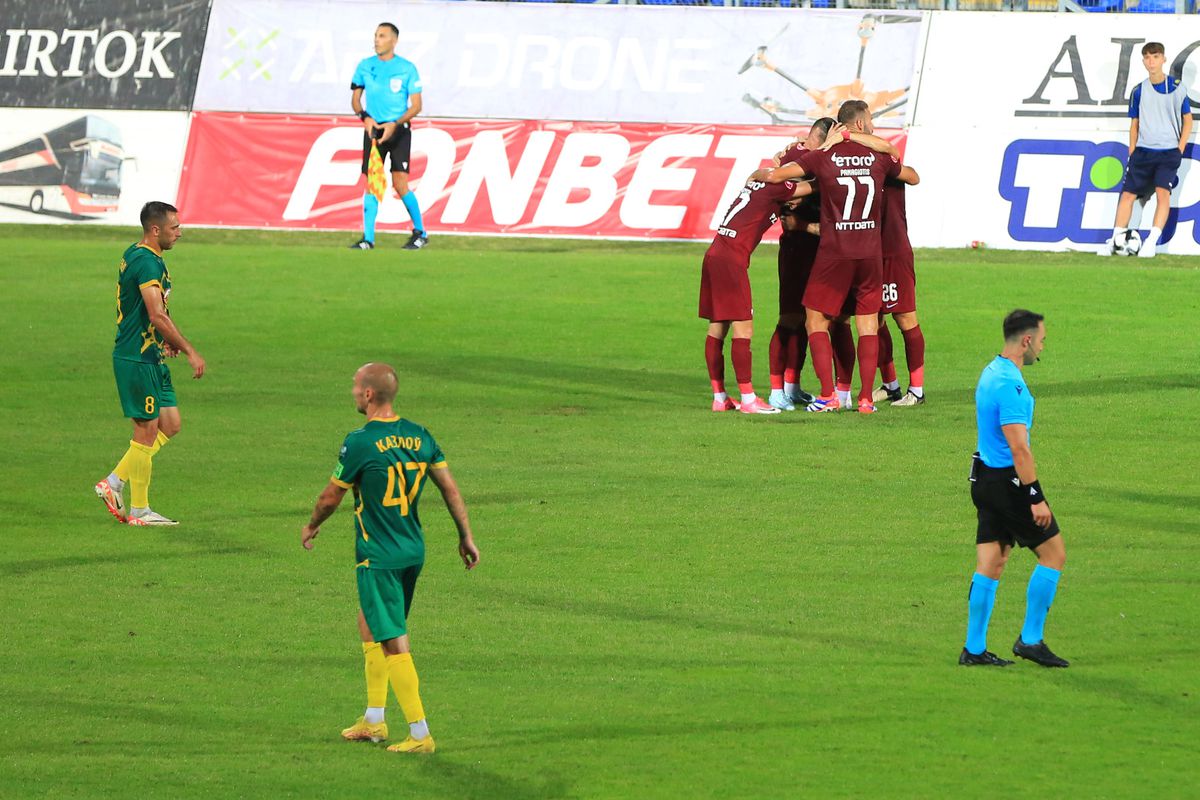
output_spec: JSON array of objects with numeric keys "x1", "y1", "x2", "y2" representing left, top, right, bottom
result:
[
  {"x1": 959, "y1": 648, "x2": 1014, "y2": 667},
  {"x1": 872, "y1": 384, "x2": 904, "y2": 403},
  {"x1": 1012, "y1": 638, "x2": 1070, "y2": 668},
  {"x1": 402, "y1": 232, "x2": 429, "y2": 250},
  {"x1": 790, "y1": 389, "x2": 816, "y2": 406},
  {"x1": 350, "y1": 239, "x2": 374, "y2": 250}
]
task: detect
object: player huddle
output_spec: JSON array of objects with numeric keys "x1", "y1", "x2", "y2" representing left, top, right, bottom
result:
[{"x1": 700, "y1": 100, "x2": 926, "y2": 415}]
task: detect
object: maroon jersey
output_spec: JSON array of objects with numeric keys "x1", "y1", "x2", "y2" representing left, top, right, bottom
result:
[
  {"x1": 707, "y1": 179, "x2": 796, "y2": 264},
  {"x1": 880, "y1": 169, "x2": 913, "y2": 262},
  {"x1": 797, "y1": 142, "x2": 901, "y2": 259},
  {"x1": 780, "y1": 143, "x2": 806, "y2": 166}
]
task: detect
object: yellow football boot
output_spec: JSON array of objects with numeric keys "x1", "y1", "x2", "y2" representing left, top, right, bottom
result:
[
  {"x1": 341, "y1": 716, "x2": 388, "y2": 742},
  {"x1": 386, "y1": 735, "x2": 436, "y2": 754}
]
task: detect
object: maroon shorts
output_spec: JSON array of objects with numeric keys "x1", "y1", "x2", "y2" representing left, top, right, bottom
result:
[
  {"x1": 881, "y1": 255, "x2": 917, "y2": 315},
  {"x1": 778, "y1": 232, "x2": 818, "y2": 316},
  {"x1": 699, "y1": 251, "x2": 752, "y2": 322},
  {"x1": 802, "y1": 254, "x2": 883, "y2": 317}
]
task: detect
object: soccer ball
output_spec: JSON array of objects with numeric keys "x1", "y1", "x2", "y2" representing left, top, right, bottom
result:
[{"x1": 1114, "y1": 229, "x2": 1142, "y2": 256}]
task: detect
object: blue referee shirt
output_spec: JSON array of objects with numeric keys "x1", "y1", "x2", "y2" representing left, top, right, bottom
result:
[
  {"x1": 975, "y1": 355, "x2": 1034, "y2": 468},
  {"x1": 352, "y1": 55, "x2": 422, "y2": 124}
]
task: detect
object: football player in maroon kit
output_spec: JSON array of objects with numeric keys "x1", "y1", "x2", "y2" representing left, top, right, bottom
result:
[
  {"x1": 700, "y1": 174, "x2": 816, "y2": 414},
  {"x1": 758, "y1": 101, "x2": 913, "y2": 414},
  {"x1": 872, "y1": 158, "x2": 925, "y2": 407},
  {"x1": 767, "y1": 117, "x2": 834, "y2": 411}
]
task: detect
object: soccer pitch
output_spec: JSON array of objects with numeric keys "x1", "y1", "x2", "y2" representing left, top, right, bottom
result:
[{"x1": 1, "y1": 223, "x2": 1196, "y2": 798}]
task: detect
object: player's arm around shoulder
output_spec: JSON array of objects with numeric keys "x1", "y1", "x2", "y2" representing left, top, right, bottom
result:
[
  {"x1": 847, "y1": 131, "x2": 900, "y2": 160},
  {"x1": 427, "y1": 464, "x2": 480, "y2": 570}
]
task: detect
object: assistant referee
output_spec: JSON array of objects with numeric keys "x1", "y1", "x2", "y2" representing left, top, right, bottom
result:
[
  {"x1": 960, "y1": 309, "x2": 1069, "y2": 669},
  {"x1": 350, "y1": 22, "x2": 426, "y2": 251}
]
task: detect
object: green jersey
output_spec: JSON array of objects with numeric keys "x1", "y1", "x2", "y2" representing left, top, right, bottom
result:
[
  {"x1": 331, "y1": 416, "x2": 447, "y2": 569},
  {"x1": 114, "y1": 243, "x2": 171, "y2": 364}
]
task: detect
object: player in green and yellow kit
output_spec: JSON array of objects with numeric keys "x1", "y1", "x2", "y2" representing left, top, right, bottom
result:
[
  {"x1": 94, "y1": 202, "x2": 206, "y2": 526},
  {"x1": 302, "y1": 362, "x2": 479, "y2": 754}
]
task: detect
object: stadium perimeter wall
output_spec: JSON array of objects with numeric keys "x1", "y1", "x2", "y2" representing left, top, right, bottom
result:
[{"x1": 2, "y1": 1, "x2": 1200, "y2": 253}]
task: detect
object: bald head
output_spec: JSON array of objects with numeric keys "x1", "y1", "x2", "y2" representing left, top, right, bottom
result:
[{"x1": 356, "y1": 362, "x2": 398, "y2": 405}]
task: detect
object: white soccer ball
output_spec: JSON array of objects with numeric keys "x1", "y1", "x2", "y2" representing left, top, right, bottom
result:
[{"x1": 1114, "y1": 229, "x2": 1142, "y2": 256}]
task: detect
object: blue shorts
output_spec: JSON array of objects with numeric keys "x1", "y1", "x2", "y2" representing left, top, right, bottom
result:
[{"x1": 1122, "y1": 148, "x2": 1182, "y2": 196}]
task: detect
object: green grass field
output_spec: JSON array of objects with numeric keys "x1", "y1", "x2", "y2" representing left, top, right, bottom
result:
[{"x1": 1, "y1": 223, "x2": 1197, "y2": 798}]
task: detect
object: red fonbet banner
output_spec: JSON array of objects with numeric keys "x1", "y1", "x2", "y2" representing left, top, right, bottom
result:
[{"x1": 178, "y1": 113, "x2": 906, "y2": 240}]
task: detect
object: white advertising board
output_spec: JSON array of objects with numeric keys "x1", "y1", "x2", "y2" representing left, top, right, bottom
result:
[
  {"x1": 193, "y1": 1, "x2": 924, "y2": 126},
  {"x1": 0, "y1": 109, "x2": 190, "y2": 226},
  {"x1": 906, "y1": 12, "x2": 1200, "y2": 253}
]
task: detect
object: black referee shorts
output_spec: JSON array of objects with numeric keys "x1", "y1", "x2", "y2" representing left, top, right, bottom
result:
[
  {"x1": 970, "y1": 458, "x2": 1059, "y2": 550},
  {"x1": 361, "y1": 123, "x2": 412, "y2": 175}
]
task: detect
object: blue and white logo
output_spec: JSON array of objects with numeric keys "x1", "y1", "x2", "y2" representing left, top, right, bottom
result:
[{"x1": 998, "y1": 139, "x2": 1196, "y2": 246}]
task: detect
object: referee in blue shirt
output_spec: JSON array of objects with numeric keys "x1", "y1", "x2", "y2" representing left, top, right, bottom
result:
[
  {"x1": 961, "y1": 310, "x2": 1069, "y2": 668},
  {"x1": 350, "y1": 22, "x2": 427, "y2": 251}
]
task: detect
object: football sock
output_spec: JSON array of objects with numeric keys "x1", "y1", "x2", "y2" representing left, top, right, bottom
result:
[
  {"x1": 1020, "y1": 564, "x2": 1061, "y2": 645},
  {"x1": 836, "y1": 388, "x2": 852, "y2": 407},
  {"x1": 713, "y1": 391, "x2": 728, "y2": 403},
  {"x1": 1148, "y1": 226, "x2": 1162, "y2": 246},
  {"x1": 363, "y1": 193, "x2": 379, "y2": 244},
  {"x1": 791, "y1": 326, "x2": 807, "y2": 373},
  {"x1": 831, "y1": 322, "x2": 856, "y2": 388},
  {"x1": 856, "y1": 333, "x2": 879, "y2": 404},
  {"x1": 113, "y1": 449, "x2": 134, "y2": 484},
  {"x1": 808, "y1": 331, "x2": 835, "y2": 397},
  {"x1": 705, "y1": 335, "x2": 726, "y2": 394},
  {"x1": 878, "y1": 323, "x2": 897, "y2": 385},
  {"x1": 114, "y1": 430, "x2": 168, "y2": 489},
  {"x1": 401, "y1": 191, "x2": 425, "y2": 235},
  {"x1": 901, "y1": 325, "x2": 925, "y2": 391},
  {"x1": 363, "y1": 641, "x2": 389, "y2": 710},
  {"x1": 1112, "y1": 225, "x2": 1127, "y2": 241},
  {"x1": 409, "y1": 718, "x2": 430, "y2": 741},
  {"x1": 364, "y1": 707, "x2": 385, "y2": 725},
  {"x1": 783, "y1": 382, "x2": 797, "y2": 397},
  {"x1": 125, "y1": 440, "x2": 156, "y2": 509},
  {"x1": 883, "y1": 380, "x2": 900, "y2": 392},
  {"x1": 731, "y1": 337, "x2": 752, "y2": 393},
  {"x1": 965, "y1": 572, "x2": 999, "y2": 655},
  {"x1": 385, "y1": 653, "x2": 427, "y2": 726},
  {"x1": 769, "y1": 326, "x2": 789, "y2": 390}
]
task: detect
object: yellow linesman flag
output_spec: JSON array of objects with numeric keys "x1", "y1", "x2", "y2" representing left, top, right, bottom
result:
[{"x1": 367, "y1": 140, "x2": 386, "y2": 202}]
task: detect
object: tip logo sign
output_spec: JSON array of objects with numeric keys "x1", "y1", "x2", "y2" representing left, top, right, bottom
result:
[{"x1": 999, "y1": 139, "x2": 1197, "y2": 246}]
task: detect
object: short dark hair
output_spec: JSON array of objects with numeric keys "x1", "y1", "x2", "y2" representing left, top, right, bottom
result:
[
  {"x1": 811, "y1": 117, "x2": 835, "y2": 143},
  {"x1": 140, "y1": 201, "x2": 177, "y2": 232},
  {"x1": 378, "y1": 22, "x2": 399, "y2": 36},
  {"x1": 1003, "y1": 309, "x2": 1044, "y2": 341},
  {"x1": 837, "y1": 100, "x2": 869, "y2": 125},
  {"x1": 1142, "y1": 42, "x2": 1165, "y2": 57}
]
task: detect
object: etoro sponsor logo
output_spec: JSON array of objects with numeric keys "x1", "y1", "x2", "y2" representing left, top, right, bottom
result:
[
  {"x1": 832, "y1": 153, "x2": 876, "y2": 168},
  {"x1": 998, "y1": 138, "x2": 1198, "y2": 245}
]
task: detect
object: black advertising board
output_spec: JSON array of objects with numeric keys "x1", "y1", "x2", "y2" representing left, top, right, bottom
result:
[{"x1": 0, "y1": 0, "x2": 211, "y2": 111}]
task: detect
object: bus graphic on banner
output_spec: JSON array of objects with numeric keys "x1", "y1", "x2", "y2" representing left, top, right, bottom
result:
[{"x1": 0, "y1": 116, "x2": 124, "y2": 217}]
